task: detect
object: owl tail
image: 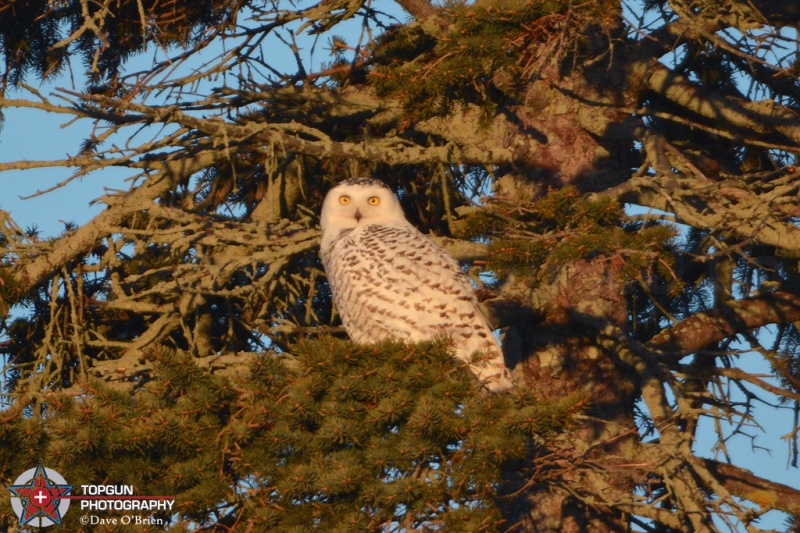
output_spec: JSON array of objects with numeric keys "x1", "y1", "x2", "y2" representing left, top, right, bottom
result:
[{"x1": 461, "y1": 346, "x2": 516, "y2": 393}]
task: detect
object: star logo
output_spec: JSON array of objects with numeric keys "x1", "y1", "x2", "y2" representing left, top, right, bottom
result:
[{"x1": 9, "y1": 465, "x2": 72, "y2": 527}]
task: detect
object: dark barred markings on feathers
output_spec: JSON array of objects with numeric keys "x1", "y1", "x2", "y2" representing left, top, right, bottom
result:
[{"x1": 319, "y1": 178, "x2": 515, "y2": 392}]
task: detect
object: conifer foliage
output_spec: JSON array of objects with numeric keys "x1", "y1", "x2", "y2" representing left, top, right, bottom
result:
[{"x1": 0, "y1": 338, "x2": 582, "y2": 531}]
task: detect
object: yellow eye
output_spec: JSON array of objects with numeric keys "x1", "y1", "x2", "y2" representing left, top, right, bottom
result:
[
  {"x1": 368, "y1": 196, "x2": 380, "y2": 206},
  {"x1": 339, "y1": 195, "x2": 351, "y2": 205}
]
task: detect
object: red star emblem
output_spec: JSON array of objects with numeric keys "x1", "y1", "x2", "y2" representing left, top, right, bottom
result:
[{"x1": 9, "y1": 465, "x2": 72, "y2": 525}]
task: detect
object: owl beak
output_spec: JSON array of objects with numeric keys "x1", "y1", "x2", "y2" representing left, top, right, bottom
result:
[{"x1": 354, "y1": 209, "x2": 362, "y2": 222}]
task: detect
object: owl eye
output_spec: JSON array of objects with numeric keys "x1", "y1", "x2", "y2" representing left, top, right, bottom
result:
[
  {"x1": 339, "y1": 195, "x2": 351, "y2": 205},
  {"x1": 368, "y1": 196, "x2": 380, "y2": 206}
]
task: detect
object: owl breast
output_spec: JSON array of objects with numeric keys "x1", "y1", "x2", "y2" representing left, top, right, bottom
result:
[{"x1": 321, "y1": 222, "x2": 488, "y2": 347}]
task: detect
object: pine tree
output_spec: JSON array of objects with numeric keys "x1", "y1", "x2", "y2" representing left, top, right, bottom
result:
[{"x1": 2, "y1": 0, "x2": 800, "y2": 531}]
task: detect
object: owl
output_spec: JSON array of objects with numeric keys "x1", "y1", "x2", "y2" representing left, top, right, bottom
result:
[{"x1": 319, "y1": 177, "x2": 515, "y2": 393}]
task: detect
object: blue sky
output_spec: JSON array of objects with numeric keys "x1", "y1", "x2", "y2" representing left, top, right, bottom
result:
[{"x1": 1, "y1": 102, "x2": 128, "y2": 235}]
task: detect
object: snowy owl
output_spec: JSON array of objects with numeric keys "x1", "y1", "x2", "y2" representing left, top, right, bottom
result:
[{"x1": 319, "y1": 177, "x2": 515, "y2": 393}]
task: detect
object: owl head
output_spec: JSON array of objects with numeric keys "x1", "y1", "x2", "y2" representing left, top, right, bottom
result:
[{"x1": 320, "y1": 178, "x2": 407, "y2": 236}]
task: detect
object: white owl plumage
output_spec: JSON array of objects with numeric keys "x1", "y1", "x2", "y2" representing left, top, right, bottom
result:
[{"x1": 319, "y1": 177, "x2": 515, "y2": 393}]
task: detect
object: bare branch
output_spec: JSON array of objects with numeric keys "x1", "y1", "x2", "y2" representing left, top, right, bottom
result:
[
  {"x1": 647, "y1": 291, "x2": 800, "y2": 361},
  {"x1": 703, "y1": 459, "x2": 800, "y2": 517},
  {"x1": 646, "y1": 64, "x2": 800, "y2": 150},
  {"x1": 13, "y1": 149, "x2": 232, "y2": 292},
  {"x1": 395, "y1": 0, "x2": 440, "y2": 21}
]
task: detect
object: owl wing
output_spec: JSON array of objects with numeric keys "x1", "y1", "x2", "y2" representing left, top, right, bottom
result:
[{"x1": 324, "y1": 222, "x2": 514, "y2": 392}]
